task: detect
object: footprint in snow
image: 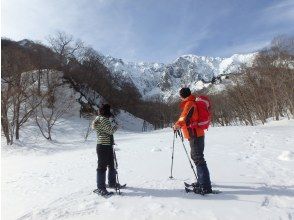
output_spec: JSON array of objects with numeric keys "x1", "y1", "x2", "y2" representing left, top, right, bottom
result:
[
  {"x1": 148, "y1": 203, "x2": 164, "y2": 210},
  {"x1": 102, "y1": 201, "x2": 118, "y2": 211},
  {"x1": 151, "y1": 147, "x2": 162, "y2": 152},
  {"x1": 261, "y1": 196, "x2": 269, "y2": 207},
  {"x1": 277, "y1": 151, "x2": 294, "y2": 161}
]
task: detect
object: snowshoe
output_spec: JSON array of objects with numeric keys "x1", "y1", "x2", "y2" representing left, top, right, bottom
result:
[
  {"x1": 93, "y1": 188, "x2": 114, "y2": 198},
  {"x1": 107, "y1": 183, "x2": 127, "y2": 189},
  {"x1": 185, "y1": 186, "x2": 221, "y2": 195},
  {"x1": 184, "y1": 182, "x2": 200, "y2": 189}
]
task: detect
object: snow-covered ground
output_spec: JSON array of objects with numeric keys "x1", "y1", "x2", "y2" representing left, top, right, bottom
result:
[{"x1": 2, "y1": 118, "x2": 294, "y2": 220}]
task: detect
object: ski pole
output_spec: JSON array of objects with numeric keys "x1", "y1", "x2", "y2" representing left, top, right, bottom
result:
[
  {"x1": 169, "y1": 130, "x2": 177, "y2": 179},
  {"x1": 177, "y1": 130, "x2": 198, "y2": 181},
  {"x1": 113, "y1": 148, "x2": 121, "y2": 195}
]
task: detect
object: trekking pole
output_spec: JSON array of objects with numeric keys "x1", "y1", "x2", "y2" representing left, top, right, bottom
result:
[
  {"x1": 177, "y1": 130, "x2": 198, "y2": 181},
  {"x1": 169, "y1": 130, "x2": 177, "y2": 179},
  {"x1": 113, "y1": 148, "x2": 121, "y2": 195}
]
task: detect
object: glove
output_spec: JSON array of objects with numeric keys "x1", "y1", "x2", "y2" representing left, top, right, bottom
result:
[
  {"x1": 172, "y1": 124, "x2": 180, "y2": 131},
  {"x1": 92, "y1": 120, "x2": 99, "y2": 129}
]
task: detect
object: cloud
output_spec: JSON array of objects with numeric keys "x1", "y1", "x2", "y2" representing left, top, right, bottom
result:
[
  {"x1": 2, "y1": 0, "x2": 294, "y2": 62},
  {"x1": 212, "y1": 40, "x2": 270, "y2": 57},
  {"x1": 1, "y1": 0, "x2": 224, "y2": 62},
  {"x1": 261, "y1": 0, "x2": 294, "y2": 25}
]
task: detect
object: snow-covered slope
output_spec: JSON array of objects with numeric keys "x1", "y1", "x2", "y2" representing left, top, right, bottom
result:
[
  {"x1": 115, "y1": 110, "x2": 153, "y2": 132},
  {"x1": 2, "y1": 119, "x2": 294, "y2": 220},
  {"x1": 102, "y1": 53, "x2": 256, "y2": 100}
]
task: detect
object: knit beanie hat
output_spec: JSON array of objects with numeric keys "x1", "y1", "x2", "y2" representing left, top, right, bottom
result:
[
  {"x1": 99, "y1": 104, "x2": 112, "y2": 117},
  {"x1": 179, "y1": 87, "x2": 191, "y2": 98}
]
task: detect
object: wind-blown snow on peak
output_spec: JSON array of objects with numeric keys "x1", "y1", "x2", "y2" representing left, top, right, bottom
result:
[
  {"x1": 219, "y1": 53, "x2": 257, "y2": 75},
  {"x1": 102, "y1": 53, "x2": 256, "y2": 101}
]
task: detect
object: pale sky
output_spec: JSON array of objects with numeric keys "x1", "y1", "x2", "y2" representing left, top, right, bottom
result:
[{"x1": 2, "y1": 0, "x2": 294, "y2": 62}]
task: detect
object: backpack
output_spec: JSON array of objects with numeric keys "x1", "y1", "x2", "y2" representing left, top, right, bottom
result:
[{"x1": 189, "y1": 95, "x2": 211, "y2": 130}]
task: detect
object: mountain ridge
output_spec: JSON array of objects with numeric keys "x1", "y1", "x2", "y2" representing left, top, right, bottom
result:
[{"x1": 102, "y1": 52, "x2": 257, "y2": 100}]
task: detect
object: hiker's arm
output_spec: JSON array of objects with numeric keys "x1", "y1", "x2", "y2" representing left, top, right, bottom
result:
[
  {"x1": 91, "y1": 117, "x2": 99, "y2": 129},
  {"x1": 174, "y1": 103, "x2": 194, "y2": 128},
  {"x1": 99, "y1": 119, "x2": 118, "y2": 135}
]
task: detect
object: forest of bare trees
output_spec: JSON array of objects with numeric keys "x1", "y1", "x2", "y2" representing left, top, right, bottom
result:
[{"x1": 210, "y1": 36, "x2": 294, "y2": 126}]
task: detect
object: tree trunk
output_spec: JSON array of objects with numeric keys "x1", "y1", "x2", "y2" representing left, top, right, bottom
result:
[
  {"x1": 1, "y1": 118, "x2": 11, "y2": 145},
  {"x1": 15, "y1": 124, "x2": 20, "y2": 140},
  {"x1": 48, "y1": 126, "x2": 52, "y2": 140},
  {"x1": 15, "y1": 101, "x2": 20, "y2": 140},
  {"x1": 38, "y1": 69, "x2": 42, "y2": 95}
]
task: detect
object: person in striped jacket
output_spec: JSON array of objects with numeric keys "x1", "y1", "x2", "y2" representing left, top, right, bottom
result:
[{"x1": 92, "y1": 104, "x2": 118, "y2": 196}]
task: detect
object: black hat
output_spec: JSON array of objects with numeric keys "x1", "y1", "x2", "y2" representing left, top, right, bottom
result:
[
  {"x1": 179, "y1": 88, "x2": 191, "y2": 98},
  {"x1": 99, "y1": 104, "x2": 112, "y2": 117}
]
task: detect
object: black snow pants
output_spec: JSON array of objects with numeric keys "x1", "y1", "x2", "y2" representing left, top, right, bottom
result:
[
  {"x1": 96, "y1": 144, "x2": 116, "y2": 189},
  {"x1": 189, "y1": 135, "x2": 212, "y2": 190}
]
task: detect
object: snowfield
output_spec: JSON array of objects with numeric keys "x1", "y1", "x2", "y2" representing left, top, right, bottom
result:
[{"x1": 2, "y1": 118, "x2": 294, "y2": 220}]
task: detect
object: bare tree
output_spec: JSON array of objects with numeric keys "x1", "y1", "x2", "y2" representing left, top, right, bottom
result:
[
  {"x1": 34, "y1": 70, "x2": 75, "y2": 140},
  {"x1": 1, "y1": 80, "x2": 13, "y2": 144},
  {"x1": 83, "y1": 113, "x2": 95, "y2": 141},
  {"x1": 47, "y1": 31, "x2": 84, "y2": 71},
  {"x1": 1, "y1": 43, "x2": 43, "y2": 144}
]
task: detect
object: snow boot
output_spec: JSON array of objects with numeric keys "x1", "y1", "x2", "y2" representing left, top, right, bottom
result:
[
  {"x1": 97, "y1": 188, "x2": 112, "y2": 196},
  {"x1": 93, "y1": 188, "x2": 113, "y2": 197},
  {"x1": 201, "y1": 188, "x2": 212, "y2": 194},
  {"x1": 191, "y1": 182, "x2": 200, "y2": 188},
  {"x1": 192, "y1": 187, "x2": 212, "y2": 195}
]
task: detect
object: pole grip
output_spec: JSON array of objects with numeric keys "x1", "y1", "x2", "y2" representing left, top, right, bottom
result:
[{"x1": 177, "y1": 130, "x2": 183, "y2": 141}]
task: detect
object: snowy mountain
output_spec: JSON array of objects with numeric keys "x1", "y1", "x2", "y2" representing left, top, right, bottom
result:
[{"x1": 102, "y1": 53, "x2": 256, "y2": 101}]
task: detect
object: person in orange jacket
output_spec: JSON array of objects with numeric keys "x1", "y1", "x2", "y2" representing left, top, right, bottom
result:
[{"x1": 173, "y1": 87, "x2": 212, "y2": 194}]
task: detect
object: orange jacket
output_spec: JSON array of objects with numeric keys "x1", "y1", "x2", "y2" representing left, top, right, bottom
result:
[{"x1": 175, "y1": 95, "x2": 204, "y2": 139}]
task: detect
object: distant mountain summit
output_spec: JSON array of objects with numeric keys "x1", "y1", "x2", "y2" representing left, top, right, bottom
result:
[{"x1": 102, "y1": 53, "x2": 256, "y2": 101}]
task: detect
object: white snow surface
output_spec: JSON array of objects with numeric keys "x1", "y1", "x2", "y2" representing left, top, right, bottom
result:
[{"x1": 2, "y1": 119, "x2": 294, "y2": 220}]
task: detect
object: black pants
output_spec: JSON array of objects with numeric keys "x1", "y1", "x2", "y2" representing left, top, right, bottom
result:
[
  {"x1": 189, "y1": 136, "x2": 206, "y2": 166},
  {"x1": 189, "y1": 136, "x2": 212, "y2": 189},
  {"x1": 96, "y1": 144, "x2": 116, "y2": 189},
  {"x1": 96, "y1": 144, "x2": 115, "y2": 171}
]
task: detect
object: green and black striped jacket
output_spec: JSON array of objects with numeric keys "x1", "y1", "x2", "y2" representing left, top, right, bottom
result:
[{"x1": 92, "y1": 115, "x2": 117, "y2": 145}]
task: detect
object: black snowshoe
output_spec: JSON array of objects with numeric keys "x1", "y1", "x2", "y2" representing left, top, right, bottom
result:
[
  {"x1": 107, "y1": 183, "x2": 127, "y2": 189},
  {"x1": 184, "y1": 182, "x2": 200, "y2": 188},
  {"x1": 184, "y1": 182, "x2": 221, "y2": 195},
  {"x1": 93, "y1": 188, "x2": 114, "y2": 198}
]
